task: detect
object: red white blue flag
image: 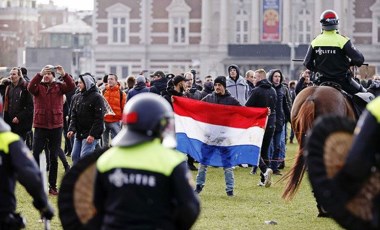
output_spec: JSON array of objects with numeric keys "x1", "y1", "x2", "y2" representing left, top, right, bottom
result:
[{"x1": 173, "y1": 96, "x2": 268, "y2": 167}]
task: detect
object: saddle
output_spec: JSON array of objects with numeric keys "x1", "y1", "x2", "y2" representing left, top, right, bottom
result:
[{"x1": 319, "y1": 81, "x2": 375, "y2": 119}]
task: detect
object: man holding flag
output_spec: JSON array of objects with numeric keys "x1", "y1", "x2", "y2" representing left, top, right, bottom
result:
[{"x1": 174, "y1": 76, "x2": 268, "y2": 197}]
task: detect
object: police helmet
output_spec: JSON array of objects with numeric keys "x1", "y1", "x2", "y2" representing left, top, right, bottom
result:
[
  {"x1": 112, "y1": 93, "x2": 175, "y2": 147},
  {"x1": 320, "y1": 10, "x2": 339, "y2": 31}
]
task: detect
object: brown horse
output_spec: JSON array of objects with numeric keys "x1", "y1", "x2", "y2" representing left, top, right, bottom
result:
[{"x1": 281, "y1": 85, "x2": 356, "y2": 200}]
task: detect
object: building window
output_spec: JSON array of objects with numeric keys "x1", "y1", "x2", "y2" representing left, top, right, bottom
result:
[
  {"x1": 171, "y1": 17, "x2": 187, "y2": 44},
  {"x1": 110, "y1": 66, "x2": 117, "y2": 74},
  {"x1": 122, "y1": 66, "x2": 129, "y2": 78},
  {"x1": 297, "y1": 9, "x2": 312, "y2": 44},
  {"x1": 235, "y1": 8, "x2": 249, "y2": 43},
  {"x1": 167, "y1": 0, "x2": 191, "y2": 45},
  {"x1": 111, "y1": 17, "x2": 127, "y2": 43},
  {"x1": 106, "y1": 3, "x2": 131, "y2": 45}
]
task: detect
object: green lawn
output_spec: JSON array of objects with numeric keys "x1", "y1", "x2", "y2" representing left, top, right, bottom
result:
[{"x1": 16, "y1": 143, "x2": 342, "y2": 229}]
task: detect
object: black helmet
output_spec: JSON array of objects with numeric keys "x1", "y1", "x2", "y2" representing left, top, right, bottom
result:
[
  {"x1": 112, "y1": 93, "x2": 175, "y2": 147},
  {"x1": 320, "y1": 10, "x2": 339, "y2": 31}
]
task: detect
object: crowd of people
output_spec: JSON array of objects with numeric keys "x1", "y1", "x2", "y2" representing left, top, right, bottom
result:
[{"x1": 1, "y1": 8, "x2": 380, "y2": 229}]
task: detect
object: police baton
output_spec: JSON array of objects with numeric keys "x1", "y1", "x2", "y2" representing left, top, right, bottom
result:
[{"x1": 39, "y1": 153, "x2": 51, "y2": 230}]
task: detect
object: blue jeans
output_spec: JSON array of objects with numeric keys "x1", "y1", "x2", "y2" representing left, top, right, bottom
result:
[
  {"x1": 279, "y1": 124, "x2": 287, "y2": 161},
  {"x1": 196, "y1": 164, "x2": 234, "y2": 192},
  {"x1": 71, "y1": 137, "x2": 98, "y2": 165},
  {"x1": 102, "y1": 121, "x2": 121, "y2": 147},
  {"x1": 269, "y1": 127, "x2": 283, "y2": 171}
]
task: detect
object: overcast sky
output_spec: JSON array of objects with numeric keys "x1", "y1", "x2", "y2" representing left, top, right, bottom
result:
[{"x1": 36, "y1": 0, "x2": 94, "y2": 11}]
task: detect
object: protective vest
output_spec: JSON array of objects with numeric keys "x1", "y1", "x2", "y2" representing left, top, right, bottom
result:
[
  {"x1": 311, "y1": 30, "x2": 350, "y2": 78},
  {"x1": 367, "y1": 96, "x2": 380, "y2": 123},
  {"x1": 0, "y1": 132, "x2": 20, "y2": 216},
  {"x1": 95, "y1": 140, "x2": 187, "y2": 229}
]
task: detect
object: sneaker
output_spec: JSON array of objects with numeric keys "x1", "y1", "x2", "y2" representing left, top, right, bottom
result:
[
  {"x1": 49, "y1": 187, "x2": 59, "y2": 196},
  {"x1": 194, "y1": 185, "x2": 204, "y2": 194},
  {"x1": 257, "y1": 181, "x2": 265, "y2": 187},
  {"x1": 263, "y1": 168, "x2": 273, "y2": 188},
  {"x1": 226, "y1": 191, "x2": 234, "y2": 197}
]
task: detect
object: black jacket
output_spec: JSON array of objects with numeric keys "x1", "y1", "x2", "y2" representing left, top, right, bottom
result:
[
  {"x1": 150, "y1": 77, "x2": 168, "y2": 95},
  {"x1": 245, "y1": 79, "x2": 277, "y2": 129},
  {"x1": 267, "y1": 70, "x2": 291, "y2": 132},
  {"x1": 4, "y1": 79, "x2": 33, "y2": 132},
  {"x1": 201, "y1": 91, "x2": 241, "y2": 106},
  {"x1": 94, "y1": 141, "x2": 200, "y2": 229},
  {"x1": 303, "y1": 30, "x2": 364, "y2": 78},
  {"x1": 69, "y1": 87, "x2": 105, "y2": 140},
  {"x1": 0, "y1": 132, "x2": 48, "y2": 217}
]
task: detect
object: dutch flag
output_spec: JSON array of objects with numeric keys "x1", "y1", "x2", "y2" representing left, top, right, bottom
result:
[{"x1": 173, "y1": 96, "x2": 268, "y2": 167}]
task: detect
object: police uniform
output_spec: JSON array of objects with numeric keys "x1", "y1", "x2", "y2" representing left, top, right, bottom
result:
[
  {"x1": 336, "y1": 96, "x2": 380, "y2": 194},
  {"x1": 304, "y1": 30, "x2": 365, "y2": 95},
  {"x1": 304, "y1": 10, "x2": 365, "y2": 95},
  {"x1": 0, "y1": 120, "x2": 52, "y2": 229},
  {"x1": 92, "y1": 93, "x2": 200, "y2": 230}
]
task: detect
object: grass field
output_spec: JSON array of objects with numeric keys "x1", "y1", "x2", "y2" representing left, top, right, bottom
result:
[{"x1": 15, "y1": 143, "x2": 342, "y2": 229}]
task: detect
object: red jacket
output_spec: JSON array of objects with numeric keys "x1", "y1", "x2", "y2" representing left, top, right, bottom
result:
[
  {"x1": 28, "y1": 73, "x2": 75, "y2": 129},
  {"x1": 103, "y1": 84, "x2": 126, "y2": 123}
]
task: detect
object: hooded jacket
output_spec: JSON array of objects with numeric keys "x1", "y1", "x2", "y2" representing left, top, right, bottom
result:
[
  {"x1": 149, "y1": 77, "x2": 168, "y2": 95},
  {"x1": 226, "y1": 64, "x2": 249, "y2": 105},
  {"x1": 267, "y1": 69, "x2": 291, "y2": 132},
  {"x1": 68, "y1": 74, "x2": 104, "y2": 140}
]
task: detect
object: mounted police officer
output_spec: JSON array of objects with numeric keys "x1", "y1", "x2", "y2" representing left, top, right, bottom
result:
[
  {"x1": 0, "y1": 95, "x2": 54, "y2": 229},
  {"x1": 304, "y1": 9, "x2": 366, "y2": 95},
  {"x1": 93, "y1": 93, "x2": 200, "y2": 229}
]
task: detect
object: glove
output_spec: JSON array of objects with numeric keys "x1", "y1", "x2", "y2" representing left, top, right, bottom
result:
[{"x1": 40, "y1": 203, "x2": 55, "y2": 220}]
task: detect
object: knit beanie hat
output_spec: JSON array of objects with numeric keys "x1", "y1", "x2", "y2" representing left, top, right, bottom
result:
[{"x1": 214, "y1": 76, "x2": 226, "y2": 88}]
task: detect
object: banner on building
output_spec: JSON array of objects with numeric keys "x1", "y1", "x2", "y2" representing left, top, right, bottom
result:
[{"x1": 261, "y1": 0, "x2": 281, "y2": 42}]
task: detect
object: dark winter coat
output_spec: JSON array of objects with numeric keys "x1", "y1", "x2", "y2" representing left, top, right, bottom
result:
[
  {"x1": 267, "y1": 70, "x2": 291, "y2": 132},
  {"x1": 149, "y1": 77, "x2": 168, "y2": 95},
  {"x1": 245, "y1": 79, "x2": 277, "y2": 129},
  {"x1": 201, "y1": 91, "x2": 241, "y2": 106},
  {"x1": 69, "y1": 86, "x2": 104, "y2": 140},
  {"x1": 3, "y1": 78, "x2": 33, "y2": 132},
  {"x1": 28, "y1": 73, "x2": 75, "y2": 129}
]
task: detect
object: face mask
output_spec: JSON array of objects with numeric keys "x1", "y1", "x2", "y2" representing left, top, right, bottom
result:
[{"x1": 204, "y1": 82, "x2": 213, "y2": 90}]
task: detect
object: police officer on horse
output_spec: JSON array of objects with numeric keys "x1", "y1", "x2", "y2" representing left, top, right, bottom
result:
[{"x1": 304, "y1": 9, "x2": 366, "y2": 95}]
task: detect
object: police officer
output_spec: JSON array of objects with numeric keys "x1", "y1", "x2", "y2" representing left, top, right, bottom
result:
[
  {"x1": 0, "y1": 95, "x2": 54, "y2": 229},
  {"x1": 93, "y1": 93, "x2": 200, "y2": 229},
  {"x1": 304, "y1": 9, "x2": 366, "y2": 95}
]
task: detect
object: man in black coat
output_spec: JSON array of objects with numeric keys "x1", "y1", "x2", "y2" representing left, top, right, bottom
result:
[
  {"x1": 245, "y1": 69, "x2": 276, "y2": 187},
  {"x1": 67, "y1": 73, "x2": 105, "y2": 165}
]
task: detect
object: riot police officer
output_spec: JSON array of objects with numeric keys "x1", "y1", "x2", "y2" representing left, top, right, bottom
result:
[
  {"x1": 0, "y1": 95, "x2": 54, "y2": 229},
  {"x1": 93, "y1": 93, "x2": 200, "y2": 229}
]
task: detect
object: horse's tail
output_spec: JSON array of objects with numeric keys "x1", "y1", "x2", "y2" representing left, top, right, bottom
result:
[{"x1": 282, "y1": 98, "x2": 315, "y2": 201}]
